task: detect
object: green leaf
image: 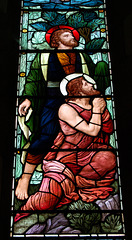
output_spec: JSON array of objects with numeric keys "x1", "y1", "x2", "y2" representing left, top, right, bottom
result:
[
  {"x1": 110, "y1": 180, "x2": 119, "y2": 194},
  {"x1": 101, "y1": 214, "x2": 122, "y2": 233},
  {"x1": 87, "y1": 18, "x2": 104, "y2": 31},
  {"x1": 86, "y1": 37, "x2": 106, "y2": 50},
  {"x1": 66, "y1": 200, "x2": 101, "y2": 233},
  {"x1": 89, "y1": 224, "x2": 101, "y2": 234},
  {"x1": 67, "y1": 213, "x2": 72, "y2": 219},
  {"x1": 50, "y1": 14, "x2": 67, "y2": 26},
  {"x1": 67, "y1": 12, "x2": 87, "y2": 29},
  {"x1": 31, "y1": 22, "x2": 49, "y2": 31},
  {"x1": 73, "y1": 213, "x2": 80, "y2": 218},
  {"x1": 42, "y1": 11, "x2": 57, "y2": 22},
  {"x1": 81, "y1": 10, "x2": 98, "y2": 22}
]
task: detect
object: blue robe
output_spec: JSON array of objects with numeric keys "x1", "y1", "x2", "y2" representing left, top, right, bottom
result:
[{"x1": 28, "y1": 52, "x2": 83, "y2": 155}]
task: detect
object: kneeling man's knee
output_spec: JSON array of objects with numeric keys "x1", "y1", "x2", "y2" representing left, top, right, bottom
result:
[
  {"x1": 100, "y1": 151, "x2": 116, "y2": 170},
  {"x1": 93, "y1": 151, "x2": 116, "y2": 171}
]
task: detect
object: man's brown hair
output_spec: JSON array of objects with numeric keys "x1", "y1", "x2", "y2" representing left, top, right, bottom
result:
[
  {"x1": 66, "y1": 77, "x2": 83, "y2": 102},
  {"x1": 50, "y1": 29, "x2": 72, "y2": 48}
]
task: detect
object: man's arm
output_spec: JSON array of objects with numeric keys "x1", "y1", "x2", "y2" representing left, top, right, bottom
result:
[
  {"x1": 59, "y1": 100, "x2": 103, "y2": 136},
  {"x1": 19, "y1": 53, "x2": 46, "y2": 116}
]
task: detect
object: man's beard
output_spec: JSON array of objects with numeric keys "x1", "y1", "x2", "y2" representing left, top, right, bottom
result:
[
  {"x1": 82, "y1": 87, "x2": 101, "y2": 97},
  {"x1": 60, "y1": 38, "x2": 78, "y2": 48}
]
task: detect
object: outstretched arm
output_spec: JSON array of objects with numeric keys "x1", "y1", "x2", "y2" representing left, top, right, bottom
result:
[{"x1": 59, "y1": 99, "x2": 104, "y2": 136}]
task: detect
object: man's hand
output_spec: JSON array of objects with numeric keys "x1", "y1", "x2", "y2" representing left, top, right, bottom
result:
[
  {"x1": 92, "y1": 97, "x2": 106, "y2": 113},
  {"x1": 19, "y1": 99, "x2": 31, "y2": 116}
]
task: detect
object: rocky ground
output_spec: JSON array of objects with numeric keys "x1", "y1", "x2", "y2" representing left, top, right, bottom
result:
[{"x1": 13, "y1": 193, "x2": 121, "y2": 235}]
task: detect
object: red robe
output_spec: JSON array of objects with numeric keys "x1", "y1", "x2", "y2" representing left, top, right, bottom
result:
[{"x1": 15, "y1": 103, "x2": 116, "y2": 222}]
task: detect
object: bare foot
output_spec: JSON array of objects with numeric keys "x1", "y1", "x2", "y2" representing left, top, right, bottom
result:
[{"x1": 15, "y1": 175, "x2": 30, "y2": 200}]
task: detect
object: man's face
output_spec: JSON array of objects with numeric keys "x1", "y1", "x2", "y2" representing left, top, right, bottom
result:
[
  {"x1": 81, "y1": 79, "x2": 100, "y2": 96},
  {"x1": 59, "y1": 31, "x2": 78, "y2": 48}
]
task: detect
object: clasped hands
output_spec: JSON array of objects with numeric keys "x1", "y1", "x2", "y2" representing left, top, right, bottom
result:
[{"x1": 92, "y1": 97, "x2": 106, "y2": 114}]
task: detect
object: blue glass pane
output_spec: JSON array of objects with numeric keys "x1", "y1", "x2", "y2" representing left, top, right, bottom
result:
[{"x1": 23, "y1": 0, "x2": 105, "y2": 9}]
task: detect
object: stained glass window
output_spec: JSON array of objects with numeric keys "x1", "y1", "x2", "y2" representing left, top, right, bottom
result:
[{"x1": 10, "y1": 0, "x2": 126, "y2": 239}]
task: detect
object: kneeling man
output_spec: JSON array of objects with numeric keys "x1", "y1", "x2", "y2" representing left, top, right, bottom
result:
[{"x1": 15, "y1": 73, "x2": 116, "y2": 222}]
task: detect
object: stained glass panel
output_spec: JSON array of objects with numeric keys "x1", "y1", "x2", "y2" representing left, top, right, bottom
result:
[
  {"x1": 10, "y1": 0, "x2": 126, "y2": 238},
  {"x1": 19, "y1": 9, "x2": 108, "y2": 51}
]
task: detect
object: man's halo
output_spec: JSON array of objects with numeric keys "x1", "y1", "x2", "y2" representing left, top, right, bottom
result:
[{"x1": 45, "y1": 25, "x2": 80, "y2": 45}]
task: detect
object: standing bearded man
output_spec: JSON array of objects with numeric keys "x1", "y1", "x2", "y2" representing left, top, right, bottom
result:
[{"x1": 15, "y1": 26, "x2": 110, "y2": 200}]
